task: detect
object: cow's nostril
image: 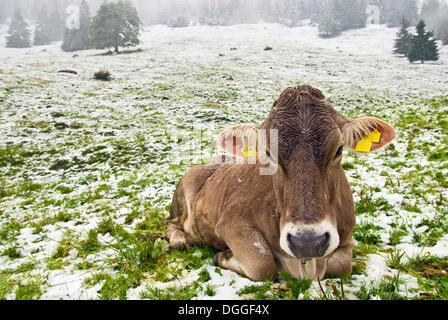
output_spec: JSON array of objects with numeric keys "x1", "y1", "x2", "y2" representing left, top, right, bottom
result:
[
  {"x1": 314, "y1": 232, "x2": 329, "y2": 247},
  {"x1": 287, "y1": 231, "x2": 330, "y2": 258},
  {"x1": 316, "y1": 232, "x2": 330, "y2": 256}
]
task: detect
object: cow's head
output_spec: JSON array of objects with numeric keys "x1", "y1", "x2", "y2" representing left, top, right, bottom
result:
[{"x1": 216, "y1": 85, "x2": 396, "y2": 260}]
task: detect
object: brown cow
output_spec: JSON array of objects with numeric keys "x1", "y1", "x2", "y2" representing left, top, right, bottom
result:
[{"x1": 167, "y1": 85, "x2": 396, "y2": 281}]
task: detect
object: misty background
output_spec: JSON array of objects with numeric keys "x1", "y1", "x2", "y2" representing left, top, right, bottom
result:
[
  {"x1": 0, "y1": 0, "x2": 447, "y2": 28},
  {"x1": 1, "y1": 0, "x2": 448, "y2": 54}
]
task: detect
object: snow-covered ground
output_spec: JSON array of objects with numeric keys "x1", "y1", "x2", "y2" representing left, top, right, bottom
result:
[{"x1": 0, "y1": 23, "x2": 447, "y2": 300}]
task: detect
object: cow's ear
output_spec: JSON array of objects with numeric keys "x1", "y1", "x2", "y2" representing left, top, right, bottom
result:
[
  {"x1": 342, "y1": 117, "x2": 396, "y2": 153},
  {"x1": 216, "y1": 124, "x2": 260, "y2": 158}
]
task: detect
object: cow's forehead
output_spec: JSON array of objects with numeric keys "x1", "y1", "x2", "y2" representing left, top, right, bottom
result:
[
  {"x1": 267, "y1": 102, "x2": 342, "y2": 162},
  {"x1": 260, "y1": 85, "x2": 347, "y2": 160},
  {"x1": 268, "y1": 85, "x2": 341, "y2": 125},
  {"x1": 270, "y1": 100, "x2": 340, "y2": 134}
]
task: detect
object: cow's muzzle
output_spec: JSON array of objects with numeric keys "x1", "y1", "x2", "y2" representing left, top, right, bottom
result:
[{"x1": 287, "y1": 231, "x2": 330, "y2": 259}]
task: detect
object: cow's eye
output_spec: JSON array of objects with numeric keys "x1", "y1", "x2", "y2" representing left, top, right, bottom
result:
[
  {"x1": 334, "y1": 146, "x2": 343, "y2": 159},
  {"x1": 266, "y1": 150, "x2": 278, "y2": 163}
]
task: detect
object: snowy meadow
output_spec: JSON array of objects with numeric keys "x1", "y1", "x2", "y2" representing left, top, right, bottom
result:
[{"x1": 0, "y1": 23, "x2": 448, "y2": 300}]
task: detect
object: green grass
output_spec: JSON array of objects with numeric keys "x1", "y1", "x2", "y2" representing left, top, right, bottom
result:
[
  {"x1": 13, "y1": 262, "x2": 36, "y2": 274},
  {"x1": 78, "y1": 229, "x2": 102, "y2": 256},
  {"x1": 389, "y1": 229, "x2": 408, "y2": 246},
  {"x1": 0, "y1": 32, "x2": 447, "y2": 300},
  {"x1": 15, "y1": 280, "x2": 43, "y2": 300},
  {"x1": 52, "y1": 234, "x2": 75, "y2": 259},
  {"x1": 204, "y1": 283, "x2": 216, "y2": 296},
  {"x1": 237, "y1": 280, "x2": 275, "y2": 300},
  {"x1": 0, "y1": 273, "x2": 17, "y2": 299},
  {"x1": 354, "y1": 185, "x2": 394, "y2": 217},
  {"x1": 81, "y1": 236, "x2": 216, "y2": 298},
  {"x1": 357, "y1": 273, "x2": 405, "y2": 300},
  {"x1": 415, "y1": 215, "x2": 448, "y2": 246},
  {"x1": 140, "y1": 283, "x2": 200, "y2": 300},
  {"x1": 353, "y1": 221, "x2": 383, "y2": 245},
  {"x1": 395, "y1": 254, "x2": 448, "y2": 279},
  {"x1": 198, "y1": 268, "x2": 212, "y2": 282},
  {"x1": 386, "y1": 249, "x2": 406, "y2": 270},
  {"x1": 385, "y1": 252, "x2": 448, "y2": 300},
  {"x1": 97, "y1": 274, "x2": 138, "y2": 300},
  {"x1": 2, "y1": 246, "x2": 22, "y2": 259},
  {"x1": 0, "y1": 220, "x2": 23, "y2": 242},
  {"x1": 278, "y1": 272, "x2": 312, "y2": 299},
  {"x1": 236, "y1": 273, "x2": 312, "y2": 300}
]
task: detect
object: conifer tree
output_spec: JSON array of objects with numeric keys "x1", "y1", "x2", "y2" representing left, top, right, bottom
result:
[
  {"x1": 90, "y1": 0, "x2": 142, "y2": 54},
  {"x1": 6, "y1": 8, "x2": 31, "y2": 48},
  {"x1": 318, "y1": 11, "x2": 341, "y2": 37},
  {"x1": 393, "y1": 17, "x2": 412, "y2": 56},
  {"x1": 332, "y1": 0, "x2": 364, "y2": 31},
  {"x1": 408, "y1": 20, "x2": 439, "y2": 63},
  {"x1": 34, "y1": 4, "x2": 51, "y2": 45},
  {"x1": 62, "y1": 0, "x2": 91, "y2": 52}
]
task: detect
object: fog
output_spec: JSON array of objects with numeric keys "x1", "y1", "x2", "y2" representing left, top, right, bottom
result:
[{"x1": 0, "y1": 0, "x2": 447, "y2": 29}]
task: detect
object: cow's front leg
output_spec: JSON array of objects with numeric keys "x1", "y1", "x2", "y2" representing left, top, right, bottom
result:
[
  {"x1": 214, "y1": 223, "x2": 276, "y2": 281},
  {"x1": 324, "y1": 237, "x2": 355, "y2": 278}
]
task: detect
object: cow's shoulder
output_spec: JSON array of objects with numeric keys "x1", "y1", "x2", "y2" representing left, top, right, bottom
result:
[{"x1": 200, "y1": 162, "x2": 276, "y2": 220}]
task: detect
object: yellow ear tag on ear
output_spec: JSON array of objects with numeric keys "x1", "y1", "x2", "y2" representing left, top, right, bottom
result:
[
  {"x1": 355, "y1": 129, "x2": 381, "y2": 152},
  {"x1": 241, "y1": 146, "x2": 258, "y2": 158},
  {"x1": 370, "y1": 129, "x2": 381, "y2": 143},
  {"x1": 355, "y1": 139, "x2": 372, "y2": 152}
]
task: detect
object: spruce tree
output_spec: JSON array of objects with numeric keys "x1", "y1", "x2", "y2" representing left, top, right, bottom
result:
[
  {"x1": 90, "y1": 0, "x2": 142, "y2": 54},
  {"x1": 408, "y1": 20, "x2": 440, "y2": 63},
  {"x1": 318, "y1": 11, "x2": 341, "y2": 37},
  {"x1": 6, "y1": 8, "x2": 31, "y2": 48},
  {"x1": 62, "y1": 0, "x2": 91, "y2": 52},
  {"x1": 393, "y1": 17, "x2": 412, "y2": 56},
  {"x1": 332, "y1": 0, "x2": 365, "y2": 31},
  {"x1": 34, "y1": 4, "x2": 51, "y2": 45}
]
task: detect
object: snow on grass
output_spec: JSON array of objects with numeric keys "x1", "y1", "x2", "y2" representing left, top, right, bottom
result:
[{"x1": 0, "y1": 23, "x2": 447, "y2": 300}]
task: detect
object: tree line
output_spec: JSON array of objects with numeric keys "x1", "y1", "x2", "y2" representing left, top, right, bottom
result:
[
  {"x1": 0, "y1": 0, "x2": 436, "y2": 28},
  {"x1": 3, "y1": 0, "x2": 448, "y2": 54},
  {"x1": 5, "y1": 0, "x2": 142, "y2": 53}
]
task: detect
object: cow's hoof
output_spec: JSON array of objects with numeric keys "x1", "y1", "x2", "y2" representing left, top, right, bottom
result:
[
  {"x1": 213, "y1": 250, "x2": 232, "y2": 266},
  {"x1": 168, "y1": 230, "x2": 188, "y2": 250},
  {"x1": 169, "y1": 241, "x2": 195, "y2": 252},
  {"x1": 169, "y1": 239, "x2": 188, "y2": 251}
]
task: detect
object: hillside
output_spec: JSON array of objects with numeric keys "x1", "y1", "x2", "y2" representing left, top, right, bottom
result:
[{"x1": 0, "y1": 23, "x2": 447, "y2": 300}]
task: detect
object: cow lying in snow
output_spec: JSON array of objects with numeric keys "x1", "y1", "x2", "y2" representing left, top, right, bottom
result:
[{"x1": 167, "y1": 85, "x2": 396, "y2": 281}]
